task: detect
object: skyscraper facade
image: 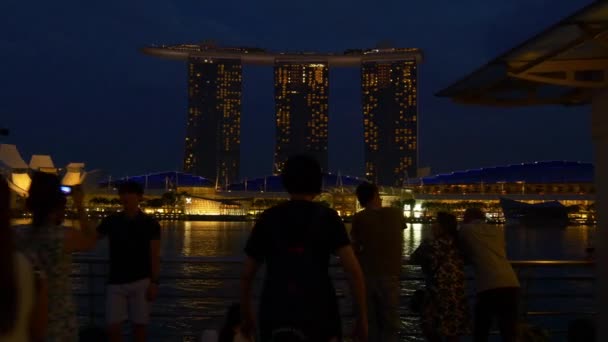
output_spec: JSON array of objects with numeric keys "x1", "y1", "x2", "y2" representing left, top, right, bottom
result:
[
  {"x1": 184, "y1": 57, "x2": 242, "y2": 185},
  {"x1": 143, "y1": 44, "x2": 422, "y2": 183},
  {"x1": 273, "y1": 62, "x2": 329, "y2": 173},
  {"x1": 362, "y1": 59, "x2": 418, "y2": 186}
]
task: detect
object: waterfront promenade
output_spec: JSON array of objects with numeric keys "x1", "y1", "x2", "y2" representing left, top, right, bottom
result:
[
  {"x1": 65, "y1": 221, "x2": 595, "y2": 341},
  {"x1": 71, "y1": 256, "x2": 595, "y2": 341}
]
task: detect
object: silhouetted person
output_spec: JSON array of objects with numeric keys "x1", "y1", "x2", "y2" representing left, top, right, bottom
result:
[
  {"x1": 460, "y1": 208, "x2": 520, "y2": 342},
  {"x1": 15, "y1": 171, "x2": 96, "y2": 342},
  {"x1": 0, "y1": 177, "x2": 47, "y2": 342},
  {"x1": 351, "y1": 181, "x2": 405, "y2": 342},
  {"x1": 97, "y1": 181, "x2": 161, "y2": 342},
  {"x1": 411, "y1": 212, "x2": 470, "y2": 342},
  {"x1": 240, "y1": 154, "x2": 368, "y2": 342}
]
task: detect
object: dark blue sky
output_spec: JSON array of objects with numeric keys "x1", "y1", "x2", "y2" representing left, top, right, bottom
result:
[{"x1": 0, "y1": 0, "x2": 594, "y2": 180}]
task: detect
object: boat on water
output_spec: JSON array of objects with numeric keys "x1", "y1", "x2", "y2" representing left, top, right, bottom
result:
[{"x1": 499, "y1": 198, "x2": 569, "y2": 227}]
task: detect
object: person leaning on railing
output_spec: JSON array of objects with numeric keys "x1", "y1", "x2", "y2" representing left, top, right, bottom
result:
[
  {"x1": 14, "y1": 172, "x2": 98, "y2": 342},
  {"x1": 0, "y1": 176, "x2": 48, "y2": 342},
  {"x1": 459, "y1": 208, "x2": 521, "y2": 342}
]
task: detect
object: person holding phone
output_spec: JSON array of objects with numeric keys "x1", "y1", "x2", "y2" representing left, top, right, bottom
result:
[{"x1": 14, "y1": 171, "x2": 96, "y2": 342}]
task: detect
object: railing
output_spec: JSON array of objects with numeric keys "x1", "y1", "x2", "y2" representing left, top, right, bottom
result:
[
  {"x1": 71, "y1": 256, "x2": 595, "y2": 341},
  {"x1": 510, "y1": 260, "x2": 595, "y2": 334}
]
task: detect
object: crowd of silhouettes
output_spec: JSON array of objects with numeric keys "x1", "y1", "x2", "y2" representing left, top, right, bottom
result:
[{"x1": 1, "y1": 154, "x2": 598, "y2": 342}]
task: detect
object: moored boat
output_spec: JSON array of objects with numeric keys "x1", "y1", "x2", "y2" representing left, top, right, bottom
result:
[{"x1": 499, "y1": 198, "x2": 569, "y2": 227}]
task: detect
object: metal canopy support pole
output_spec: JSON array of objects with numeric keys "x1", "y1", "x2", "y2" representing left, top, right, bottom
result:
[{"x1": 592, "y1": 90, "x2": 608, "y2": 342}]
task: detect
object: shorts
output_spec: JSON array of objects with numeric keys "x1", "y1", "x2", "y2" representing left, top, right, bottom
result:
[{"x1": 106, "y1": 278, "x2": 151, "y2": 325}]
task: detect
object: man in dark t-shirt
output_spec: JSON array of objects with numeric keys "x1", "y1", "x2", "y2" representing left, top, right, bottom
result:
[
  {"x1": 97, "y1": 181, "x2": 161, "y2": 342},
  {"x1": 241, "y1": 155, "x2": 368, "y2": 342}
]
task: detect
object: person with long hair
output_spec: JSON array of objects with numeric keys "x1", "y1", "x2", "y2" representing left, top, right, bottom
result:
[
  {"x1": 0, "y1": 177, "x2": 47, "y2": 341},
  {"x1": 411, "y1": 212, "x2": 470, "y2": 342},
  {"x1": 15, "y1": 171, "x2": 97, "y2": 342}
]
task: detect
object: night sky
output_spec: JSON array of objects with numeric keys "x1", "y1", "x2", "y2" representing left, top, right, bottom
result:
[{"x1": 0, "y1": 0, "x2": 594, "y2": 181}]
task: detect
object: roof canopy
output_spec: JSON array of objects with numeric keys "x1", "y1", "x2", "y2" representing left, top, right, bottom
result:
[
  {"x1": 0, "y1": 144, "x2": 28, "y2": 169},
  {"x1": 419, "y1": 161, "x2": 593, "y2": 185},
  {"x1": 99, "y1": 171, "x2": 213, "y2": 190},
  {"x1": 228, "y1": 174, "x2": 367, "y2": 192},
  {"x1": 142, "y1": 45, "x2": 423, "y2": 66},
  {"x1": 437, "y1": 1, "x2": 608, "y2": 106},
  {"x1": 29, "y1": 155, "x2": 56, "y2": 172}
]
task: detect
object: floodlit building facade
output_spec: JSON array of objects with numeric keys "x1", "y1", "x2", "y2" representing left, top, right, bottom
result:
[
  {"x1": 274, "y1": 62, "x2": 329, "y2": 173},
  {"x1": 362, "y1": 58, "x2": 418, "y2": 186},
  {"x1": 142, "y1": 44, "x2": 423, "y2": 183},
  {"x1": 185, "y1": 57, "x2": 242, "y2": 186}
]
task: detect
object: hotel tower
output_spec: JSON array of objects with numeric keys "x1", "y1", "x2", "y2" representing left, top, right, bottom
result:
[{"x1": 142, "y1": 44, "x2": 422, "y2": 186}]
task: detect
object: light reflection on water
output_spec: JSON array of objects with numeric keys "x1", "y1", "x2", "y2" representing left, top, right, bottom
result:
[
  {"x1": 158, "y1": 221, "x2": 252, "y2": 258},
  {"x1": 13, "y1": 218, "x2": 594, "y2": 260},
  {"x1": 63, "y1": 220, "x2": 595, "y2": 341},
  {"x1": 94, "y1": 221, "x2": 593, "y2": 261}
]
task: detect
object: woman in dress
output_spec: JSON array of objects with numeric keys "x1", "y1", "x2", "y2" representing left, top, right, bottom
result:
[
  {"x1": 411, "y1": 212, "x2": 470, "y2": 342},
  {"x1": 0, "y1": 177, "x2": 47, "y2": 342},
  {"x1": 16, "y1": 172, "x2": 97, "y2": 342}
]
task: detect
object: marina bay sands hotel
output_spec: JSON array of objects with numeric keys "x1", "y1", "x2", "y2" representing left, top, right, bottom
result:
[{"x1": 142, "y1": 44, "x2": 422, "y2": 187}]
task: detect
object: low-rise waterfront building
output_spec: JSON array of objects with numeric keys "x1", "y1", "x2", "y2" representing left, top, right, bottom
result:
[
  {"x1": 1, "y1": 142, "x2": 596, "y2": 222},
  {"x1": 410, "y1": 161, "x2": 595, "y2": 223}
]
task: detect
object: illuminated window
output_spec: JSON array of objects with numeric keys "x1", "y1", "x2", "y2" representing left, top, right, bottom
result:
[
  {"x1": 185, "y1": 58, "x2": 242, "y2": 184},
  {"x1": 362, "y1": 59, "x2": 418, "y2": 185},
  {"x1": 273, "y1": 62, "x2": 329, "y2": 172}
]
